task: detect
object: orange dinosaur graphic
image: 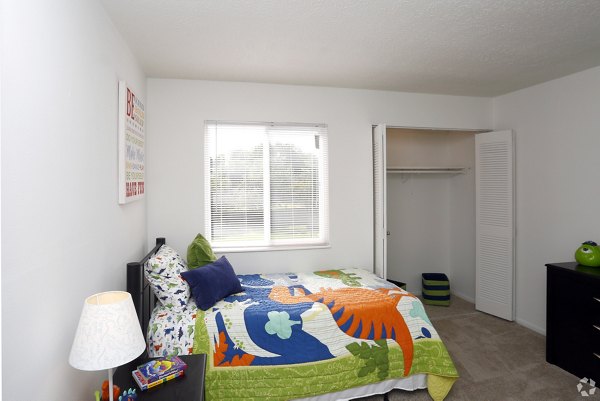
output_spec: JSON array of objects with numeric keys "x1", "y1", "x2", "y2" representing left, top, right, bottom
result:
[
  {"x1": 269, "y1": 286, "x2": 416, "y2": 377},
  {"x1": 214, "y1": 331, "x2": 255, "y2": 367}
]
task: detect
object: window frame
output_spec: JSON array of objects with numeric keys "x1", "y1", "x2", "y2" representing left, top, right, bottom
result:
[{"x1": 204, "y1": 121, "x2": 330, "y2": 253}]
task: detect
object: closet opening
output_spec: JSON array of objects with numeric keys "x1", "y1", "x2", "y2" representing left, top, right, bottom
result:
[
  {"x1": 373, "y1": 126, "x2": 515, "y2": 320},
  {"x1": 386, "y1": 127, "x2": 478, "y2": 301}
]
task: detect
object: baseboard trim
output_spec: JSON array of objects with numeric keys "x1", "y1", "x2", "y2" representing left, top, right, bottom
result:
[
  {"x1": 450, "y1": 290, "x2": 475, "y2": 304},
  {"x1": 515, "y1": 317, "x2": 546, "y2": 336}
]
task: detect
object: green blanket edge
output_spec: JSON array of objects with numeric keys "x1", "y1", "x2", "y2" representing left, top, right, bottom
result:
[{"x1": 194, "y1": 310, "x2": 458, "y2": 401}]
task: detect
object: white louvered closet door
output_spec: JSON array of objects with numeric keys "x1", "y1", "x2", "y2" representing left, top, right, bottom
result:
[
  {"x1": 373, "y1": 124, "x2": 387, "y2": 279},
  {"x1": 475, "y1": 130, "x2": 515, "y2": 321}
]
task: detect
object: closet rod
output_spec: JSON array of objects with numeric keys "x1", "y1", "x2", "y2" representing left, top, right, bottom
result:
[{"x1": 386, "y1": 167, "x2": 467, "y2": 174}]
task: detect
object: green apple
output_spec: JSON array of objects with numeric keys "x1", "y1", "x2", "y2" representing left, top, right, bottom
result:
[{"x1": 574, "y1": 241, "x2": 600, "y2": 267}]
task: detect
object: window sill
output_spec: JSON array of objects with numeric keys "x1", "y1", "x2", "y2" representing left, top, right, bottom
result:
[{"x1": 213, "y1": 243, "x2": 331, "y2": 254}]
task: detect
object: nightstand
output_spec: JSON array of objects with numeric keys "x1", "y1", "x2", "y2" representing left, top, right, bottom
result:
[{"x1": 113, "y1": 354, "x2": 206, "y2": 401}]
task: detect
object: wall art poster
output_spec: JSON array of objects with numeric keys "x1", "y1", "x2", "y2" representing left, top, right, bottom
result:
[{"x1": 118, "y1": 81, "x2": 145, "y2": 204}]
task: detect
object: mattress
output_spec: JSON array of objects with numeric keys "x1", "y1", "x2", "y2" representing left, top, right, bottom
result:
[{"x1": 147, "y1": 268, "x2": 458, "y2": 400}]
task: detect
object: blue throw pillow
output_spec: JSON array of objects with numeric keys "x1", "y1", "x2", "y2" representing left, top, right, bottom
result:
[{"x1": 181, "y1": 256, "x2": 243, "y2": 310}]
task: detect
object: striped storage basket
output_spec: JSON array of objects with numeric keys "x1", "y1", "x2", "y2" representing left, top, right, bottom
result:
[{"x1": 421, "y1": 273, "x2": 450, "y2": 306}]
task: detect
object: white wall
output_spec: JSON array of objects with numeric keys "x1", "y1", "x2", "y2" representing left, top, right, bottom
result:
[
  {"x1": 494, "y1": 65, "x2": 600, "y2": 334},
  {"x1": 2, "y1": 1, "x2": 147, "y2": 400},
  {"x1": 0, "y1": 0, "x2": 3, "y2": 395},
  {"x1": 386, "y1": 174, "x2": 452, "y2": 292},
  {"x1": 447, "y1": 133, "x2": 476, "y2": 302},
  {"x1": 146, "y1": 79, "x2": 491, "y2": 275},
  {"x1": 0, "y1": 1, "x2": 4, "y2": 394}
]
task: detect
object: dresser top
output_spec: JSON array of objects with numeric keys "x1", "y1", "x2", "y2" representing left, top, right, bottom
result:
[{"x1": 546, "y1": 262, "x2": 600, "y2": 279}]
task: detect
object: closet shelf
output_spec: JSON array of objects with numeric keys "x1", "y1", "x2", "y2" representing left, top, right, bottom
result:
[{"x1": 386, "y1": 166, "x2": 467, "y2": 174}]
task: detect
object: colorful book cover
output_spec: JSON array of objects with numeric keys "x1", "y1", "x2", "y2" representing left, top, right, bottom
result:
[{"x1": 132, "y1": 356, "x2": 187, "y2": 391}]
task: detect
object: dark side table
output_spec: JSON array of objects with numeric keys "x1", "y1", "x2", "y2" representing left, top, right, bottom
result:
[{"x1": 113, "y1": 354, "x2": 206, "y2": 401}]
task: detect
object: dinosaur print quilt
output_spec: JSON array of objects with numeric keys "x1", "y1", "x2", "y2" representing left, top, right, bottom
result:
[{"x1": 148, "y1": 268, "x2": 458, "y2": 401}]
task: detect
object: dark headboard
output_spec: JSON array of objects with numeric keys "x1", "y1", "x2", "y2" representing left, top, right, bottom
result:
[{"x1": 127, "y1": 237, "x2": 165, "y2": 336}]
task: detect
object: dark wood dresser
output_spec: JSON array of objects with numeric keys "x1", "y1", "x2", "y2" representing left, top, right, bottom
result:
[{"x1": 546, "y1": 262, "x2": 600, "y2": 380}]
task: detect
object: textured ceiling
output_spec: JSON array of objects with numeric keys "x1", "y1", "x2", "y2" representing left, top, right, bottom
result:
[{"x1": 101, "y1": 0, "x2": 600, "y2": 97}]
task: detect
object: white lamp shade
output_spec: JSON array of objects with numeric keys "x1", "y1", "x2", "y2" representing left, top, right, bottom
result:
[{"x1": 69, "y1": 291, "x2": 146, "y2": 371}]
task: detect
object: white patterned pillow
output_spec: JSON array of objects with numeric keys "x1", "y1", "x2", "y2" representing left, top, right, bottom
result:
[{"x1": 144, "y1": 245, "x2": 190, "y2": 309}]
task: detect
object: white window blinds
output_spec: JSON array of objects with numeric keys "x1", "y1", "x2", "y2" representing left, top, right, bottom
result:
[{"x1": 205, "y1": 121, "x2": 329, "y2": 250}]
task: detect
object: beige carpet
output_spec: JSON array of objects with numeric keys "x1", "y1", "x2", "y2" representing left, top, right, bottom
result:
[{"x1": 357, "y1": 296, "x2": 589, "y2": 401}]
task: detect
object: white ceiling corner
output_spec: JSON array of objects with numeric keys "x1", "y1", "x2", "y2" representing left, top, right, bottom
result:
[{"x1": 101, "y1": 0, "x2": 600, "y2": 97}]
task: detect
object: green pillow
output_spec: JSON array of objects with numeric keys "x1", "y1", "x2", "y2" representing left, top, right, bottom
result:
[{"x1": 187, "y1": 234, "x2": 217, "y2": 269}]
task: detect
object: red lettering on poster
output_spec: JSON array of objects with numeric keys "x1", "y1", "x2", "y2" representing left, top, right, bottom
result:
[
  {"x1": 126, "y1": 88, "x2": 135, "y2": 119},
  {"x1": 126, "y1": 181, "x2": 144, "y2": 198}
]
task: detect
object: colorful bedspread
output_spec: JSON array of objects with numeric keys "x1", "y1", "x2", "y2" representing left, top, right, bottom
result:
[{"x1": 148, "y1": 268, "x2": 458, "y2": 400}]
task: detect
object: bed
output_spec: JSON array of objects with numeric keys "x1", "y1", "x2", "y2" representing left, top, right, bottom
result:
[{"x1": 127, "y1": 238, "x2": 458, "y2": 401}]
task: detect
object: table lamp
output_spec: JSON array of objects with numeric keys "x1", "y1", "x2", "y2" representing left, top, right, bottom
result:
[{"x1": 69, "y1": 291, "x2": 146, "y2": 401}]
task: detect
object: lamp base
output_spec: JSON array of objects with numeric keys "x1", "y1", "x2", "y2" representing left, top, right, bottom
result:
[{"x1": 108, "y1": 367, "x2": 114, "y2": 401}]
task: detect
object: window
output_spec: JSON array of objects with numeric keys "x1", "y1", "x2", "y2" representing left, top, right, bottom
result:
[{"x1": 205, "y1": 121, "x2": 329, "y2": 251}]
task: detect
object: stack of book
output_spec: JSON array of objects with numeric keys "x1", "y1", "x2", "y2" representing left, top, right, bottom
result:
[{"x1": 132, "y1": 356, "x2": 188, "y2": 391}]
